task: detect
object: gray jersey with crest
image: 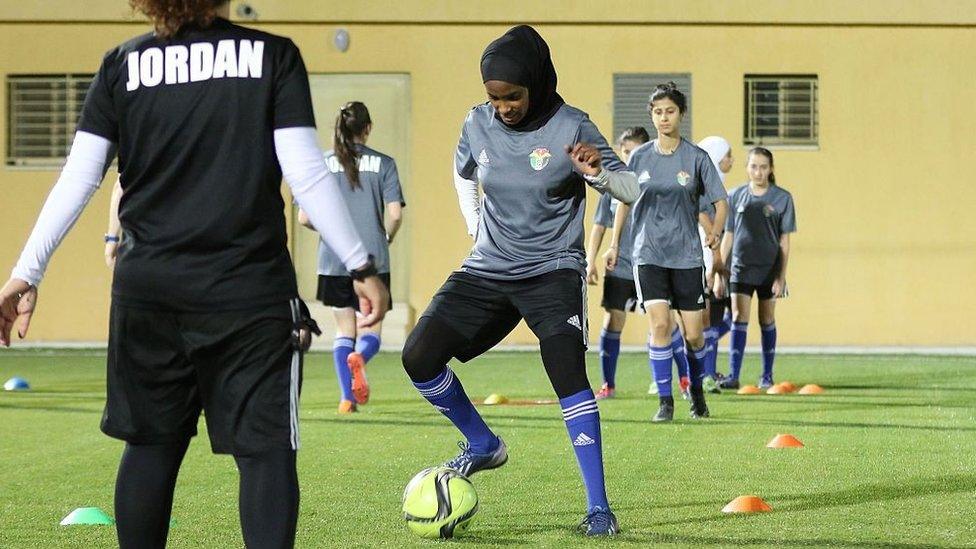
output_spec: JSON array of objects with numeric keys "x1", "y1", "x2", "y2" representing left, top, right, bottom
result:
[
  {"x1": 318, "y1": 144, "x2": 404, "y2": 276},
  {"x1": 725, "y1": 183, "x2": 796, "y2": 284},
  {"x1": 455, "y1": 103, "x2": 625, "y2": 280},
  {"x1": 628, "y1": 138, "x2": 726, "y2": 270},
  {"x1": 593, "y1": 192, "x2": 634, "y2": 280}
]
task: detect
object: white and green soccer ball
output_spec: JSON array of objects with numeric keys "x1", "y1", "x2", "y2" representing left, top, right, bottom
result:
[{"x1": 401, "y1": 466, "x2": 479, "y2": 539}]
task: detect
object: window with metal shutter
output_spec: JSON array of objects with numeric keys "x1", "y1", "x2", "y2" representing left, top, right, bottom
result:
[
  {"x1": 613, "y1": 73, "x2": 692, "y2": 143},
  {"x1": 744, "y1": 75, "x2": 818, "y2": 147},
  {"x1": 6, "y1": 74, "x2": 93, "y2": 167}
]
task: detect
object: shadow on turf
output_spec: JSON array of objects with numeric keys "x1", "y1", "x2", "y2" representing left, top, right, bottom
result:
[
  {"x1": 702, "y1": 415, "x2": 976, "y2": 433},
  {"x1": 0, "y1": 401, "x2": 101, "y2": 415}
]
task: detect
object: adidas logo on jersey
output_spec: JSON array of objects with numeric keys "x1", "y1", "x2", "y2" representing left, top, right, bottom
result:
[
  {"x1": 637, "y1": 171, "x2": 651, "y2": 183},
  {"x1": 566, "y1": 315, "x2": 582, "y2": 331},
  {"x1": 573, "y1": 432, "x2": 596, "y2": 446},
  {"x1": 478, "y1": 149, "x2": 490, "y2": 165},
  {"x1": 126, "y1": 39, "x2": 265, "y2": 92}
]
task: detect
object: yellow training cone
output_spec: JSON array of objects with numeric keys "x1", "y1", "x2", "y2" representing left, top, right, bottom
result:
[{"x1": 483, "y1": 393, "x2": 508, "y2": 405}]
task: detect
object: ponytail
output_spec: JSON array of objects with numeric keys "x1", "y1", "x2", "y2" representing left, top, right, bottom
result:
[
  {"x1": 748, "y1": 146, "x2": 776, "y2": 185},
  {"x1": 333, "y1": 101, "x2": 372, "y2": 190}
]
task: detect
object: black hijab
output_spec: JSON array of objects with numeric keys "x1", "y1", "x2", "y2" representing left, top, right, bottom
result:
[{"x1": 480, "y1": 25, "x2": 565, "y2": 132}]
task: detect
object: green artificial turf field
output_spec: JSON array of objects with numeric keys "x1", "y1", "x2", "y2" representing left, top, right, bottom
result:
[{"x1": 1, "y1": 350, "x2": 974, "y2": 548}]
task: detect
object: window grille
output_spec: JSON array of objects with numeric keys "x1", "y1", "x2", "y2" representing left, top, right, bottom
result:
[
  {"x1": 6, "y1": 74, "x2": 94, "y2": 167},
  {"x1": 744, "y1": 75, "x2": 818, "y2": 146}
]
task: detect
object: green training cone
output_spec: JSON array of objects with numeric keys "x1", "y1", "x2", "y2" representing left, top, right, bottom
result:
[{"x1": 60, "y1": 507, "x2": 114, "y2": 526}]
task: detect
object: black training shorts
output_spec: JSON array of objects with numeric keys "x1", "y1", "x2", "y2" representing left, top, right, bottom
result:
[
  {"x1": 421, "y1": 269, "x2": 588, "y2": 362},
  {"x1": 635, "y1": 264, "x2": 706, "y2": 311},
  {"x1": 101, "y1": 299, "x2": 304, "y2": 455},
  {"x1": 601, "y1": 274, "x2": 638, "y2": 313},
  {"x1": 317, "y1": 273, "x2": 392, "y2": 311}
]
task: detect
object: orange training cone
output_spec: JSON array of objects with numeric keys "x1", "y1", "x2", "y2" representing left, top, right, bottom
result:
[
  {"x1": 737, "y1": 385, "x2": 762, "y2": 395},
  {"x1": 766, "y1": 433, "x2": 804, "y2": 448},
  {"x1": 722, "y1": 495, "x2": 772, "y2": 514},
  {"x1": 766, "y1": 383, "x2": 789, "y2": 394},
  {"x1": 779, "y1": 381, "x2": 797, "y2": 393},
  {"x1": 798, "y1": 384, "x2": 824, "y2": 395}
]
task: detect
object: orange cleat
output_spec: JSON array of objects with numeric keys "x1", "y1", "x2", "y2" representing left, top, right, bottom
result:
[
  {"x1": 347, "y1": 352, "x2": 370, "y2": 405},
  {"x1": 337, "y1": 399, "x2": 357, "y2": 414},
  {"x1": 595, "y1": 383, "x2": 616, "y2": 400}
]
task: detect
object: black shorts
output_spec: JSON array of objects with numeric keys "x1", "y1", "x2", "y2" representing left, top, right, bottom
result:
[
  {"x1": 421, "y1": 269, "x2": 588, "y2": 362},
  {"x1": 635, "y1": 264, "x2": 706, "y2": 311},
  {"x1": 709, "y1": 294, "x2": 731, "y2": 326},
  {"x1": 100, "y1": 299, "x2": 304, "y2": 455},
  {"x1": 730, "y1": 280, "x2": 775, "y2": 300},
  {"x1": 317, "y1": 273, "x2": 392, "y2": 311},
  {"x1": 601, "y1": 275, "x2": 638, "y2": 313}
]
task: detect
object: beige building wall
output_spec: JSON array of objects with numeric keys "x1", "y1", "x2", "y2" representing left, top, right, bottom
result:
[{"x1": 0, "y1": 2, "x2": 973, "y2": 346}]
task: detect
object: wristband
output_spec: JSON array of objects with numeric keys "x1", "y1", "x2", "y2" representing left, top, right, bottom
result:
[
  {"x1": 349, "y1": 255, "x2": 378, "y2": 281},
  {"x1": 104, "y1": 234, "x2": 120, "y2": 243}
]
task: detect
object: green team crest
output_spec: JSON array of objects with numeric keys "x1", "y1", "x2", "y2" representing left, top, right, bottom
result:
[
  {"x1": 676, "y1": 170, "x2": 691, "y2": 186},
  {"x1": 529, "y1": 148, "x2": 552, "y2": 171}
]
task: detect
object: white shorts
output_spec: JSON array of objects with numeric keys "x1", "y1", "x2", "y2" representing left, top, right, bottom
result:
[{"x1": 699, "y1": 225, "x2": 713, "y2": 279}]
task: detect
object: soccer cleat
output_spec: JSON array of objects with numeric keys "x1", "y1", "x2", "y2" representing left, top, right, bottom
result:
[
  {"x1": 347, "y1": 352, "x2": 370, "y2": 405},
  {"x1": 758, "y1": 377, "x2": 775, "y2": 390},
  {"x1": 703, "y1": 375, "x2": 722, "y2": 394},
  {"x1": 689, "y1": 404, "x2": 710, "y2": 419},
  {"x1": 577, "y1": 506, "x2": 619, "y2": 536},
  {"x1": 652, "y1": 403, "x2": 674, "y2": 422},
  {"x1": 337, "y1": 399, "x2": 357, "y2": 414},
  {"x1": 679, "y1": 376, "x2": 691, "y2": 400},
  {"x1": 444, "y1": 437, "x2": 508, "y2": 477},
  {"x1": 647, "y1": 382, "x2": 658, "y2": 395},
  {"x1": 595, "y1": 383, "x2": 616, "y2": 400},
  {"x1": 718, "y1": 377, "x2": 740, "y2": 390}
]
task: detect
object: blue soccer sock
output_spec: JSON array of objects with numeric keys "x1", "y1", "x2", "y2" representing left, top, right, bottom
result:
[
  {"x1": 728, "y1": 322, "x2": 749, "y2": 380},
  {"x1": 355, "y1": 332, "x2": 381, "y2": 363},
  {"x1": 670, "y1": 326, "x2": 690, "y2": 380},
  {"x1": 648, "y1": 343, "x2": 674, "y2": 396},
  {"x1": 761, "y1": 323, "x2": 777, "y2": 382},
  {"x1": 560, "y1": 389, "x2": 609, "y2": 512},
  {"x1": 717, "y1": 309, "x2": 733, "y2": 339},
  {"x1": 598, "y1": 329, "x2": 621, "y2": 387},
  {"x1": 703, "y1": 327, "x2": 719, "y2": 378},
  {"x1": 414, "y1": 367, "x2": 498, "y2": 454},
  {"x1": 333, "y1": 337, "x2": 356, "y2": 402},
  {"x1": 686, "y1": 344, "x2": 708, "y2": 389}
]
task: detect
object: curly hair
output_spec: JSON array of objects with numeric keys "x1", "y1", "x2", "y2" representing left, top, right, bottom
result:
[{"x1": 130, "y1": 0, "x2": 227, "y2": 38}]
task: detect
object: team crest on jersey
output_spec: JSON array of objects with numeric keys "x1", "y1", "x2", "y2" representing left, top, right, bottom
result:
[
  {"x1": 637, "y1": 170, "x2": 651, "y2": 183},
  {"x1": 676, "y1": 171, "x2": 691, "y2": 186},
  {"x1": 763, "y1": 204, "x2": 776, "y2": 217},
  {"x1": 478, "y1": 149, "x2": 490, "y2": 165},
  {"x1": 528, "y1": 148, "x2": 552, "y2": 171}
]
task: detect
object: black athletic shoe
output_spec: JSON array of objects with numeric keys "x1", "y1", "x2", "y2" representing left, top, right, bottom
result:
[
  {"x1": 652, "y1": 403, "x2": 674, "y2": 422},
  {"x1": 718, "y1": 378, "x2": 740, "y2": 390}
]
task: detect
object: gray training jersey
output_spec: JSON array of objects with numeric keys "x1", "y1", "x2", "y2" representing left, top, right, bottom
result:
[
  {"x1": 593, "y1": 192, "x2": 634, "y2": 280},
  {"x1": 725, "y1": 183, "x2": 796, "y2": 285},
  {"x1": 455, "y1": 103, "x2": 626, "y2": 280},
  {"x1": 317, "y1": 144, "x2": 405, "y2": 276},
  {"x1": 628, "y1": 138, "x2": 727, "y2": 270}
]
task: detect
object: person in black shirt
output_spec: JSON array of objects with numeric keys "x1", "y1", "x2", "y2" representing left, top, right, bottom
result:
[{"x1": 0, "y1": 1, "x2": 388, "y2": 547}]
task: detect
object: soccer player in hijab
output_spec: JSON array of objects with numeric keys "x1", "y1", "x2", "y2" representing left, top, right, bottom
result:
[
  {"x1": 401, "y1": 25, "x2": 638, "y2": 536},
  {"x1": 0, "y1": 1, "x2": 388, "y2": 546}
]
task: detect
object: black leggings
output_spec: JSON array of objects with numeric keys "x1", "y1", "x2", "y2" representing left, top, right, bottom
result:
[
  {"x1": 114, "y1": 442, "x2": 298, "y2": 549},
  {"x1": 402, "y1": 315, "x2": 590, "y2": 399}
]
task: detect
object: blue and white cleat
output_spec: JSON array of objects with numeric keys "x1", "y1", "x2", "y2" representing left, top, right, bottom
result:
[
  {"x1": 758, "y1": 377, "x2": 775, "y2": 390},
  {"x1": 578, "y1": 506, "x2": 619, "y2": 536},
  {"x1": 444, "y1": 437, "x2": 508, "y2": 477}
]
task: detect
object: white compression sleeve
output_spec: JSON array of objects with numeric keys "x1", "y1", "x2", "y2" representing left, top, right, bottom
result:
[
  {"x1": 584, "y1": 169, "x2": 640, "y2": 205},
  {"x1": 452, "y1": 169, "x2": 480, "y2": 237},
  {"x1": 274, "y1": 127, "x2": 369, "y2": 271},
  {"x1": 11, "y1": 131, "x2": 114, "y2": 286}
]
